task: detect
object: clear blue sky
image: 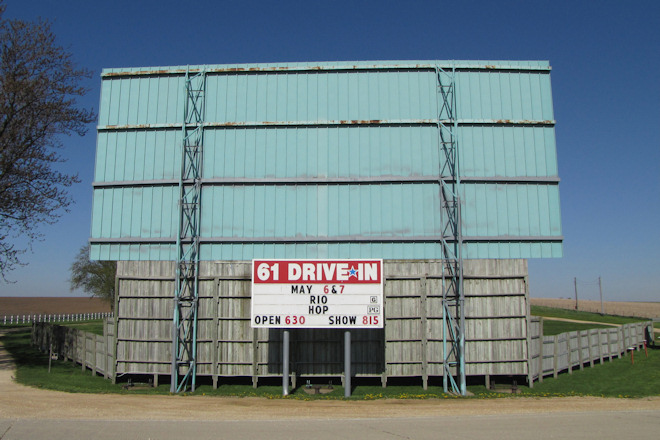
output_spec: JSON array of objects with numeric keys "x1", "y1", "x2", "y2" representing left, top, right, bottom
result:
[{"x1": 1, "y1": 0, "x2": 658, "y2": 302}]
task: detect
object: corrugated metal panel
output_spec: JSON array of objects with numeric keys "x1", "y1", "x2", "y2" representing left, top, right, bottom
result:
[
  {"x1": 202, "y1": 125, "x2": 440, "y2": 180},
  {"x1": 94, "y1": 128, "x2": 559, "y2": 185},
  {"x1": 91, "y1": 60, "x2": 562, "y2": 261},
  {"x1": 91, "y1": 186, "x2": 178, "y2": 239},
  {"x1": 202, "y1": 183, "x2": 438, "y2": 238},
  {"x1": 94, "y1": 126, "x2": 557, "y2": 183},
  {"x1": 94, "y1": 130, "x2": 182, "y2": 182},
  {"x1": 456, "y1": 70, "x2": 554, "y2": 121},
  {"x1": 98, "y1": 75, "x2": 184, "y2": 127},
  {"x1": 462, "y1": 183, "x2": 562, "y2": 237},
  {"x1": 459, "y1": 126, "x2": 558, "y2": 177}
]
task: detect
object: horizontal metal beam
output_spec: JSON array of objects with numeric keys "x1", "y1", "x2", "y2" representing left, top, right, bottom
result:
[
  {"x1": 97, "y1": 118, "x2": 555, "y2": 131},
  {"x1": 90, "y1": 235, "x2": 563, "y2": 245},
  {"x1": 101, "y1": 63, "x2": 551, "y2": 78},
  {"x1": 117, "y1": 274, "x2": 529, "y2": 282},
  {"x1": 464, "y1": 235, "x2": 563, "y2": 242},
  {"x1": 92, "y1": 175, "x2": 560, "y2": 188}
]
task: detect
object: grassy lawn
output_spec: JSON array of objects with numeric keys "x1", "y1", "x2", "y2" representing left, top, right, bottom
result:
[
  {"x1": 530, "y1": 305, "x2": 650, "y2": 336},
  {"x1": 65, "y1": 321, "x2": 105, "y2": 335},
  {"x1": 3, "y1": 307, "x2": 659, "y2": 399},
  {"x1": 1, "y1": 327, "x2": 126, "y2": 394},
  {"x1": 464, "y1": 347, "x2": 660, "y2": 398},
  {"x1": 518, "y1": 347, "x2": 660, "y2": 398},
  {"x1": 541, "y1": 320, "x2": 613, "y2": 336},
  {"x1": 0, "y1": 320, "x2": 105, "y2": 335},
  {"x1": 2, "y1": 325, "x2": 660, "y2": 398},
  {"x1": 530, "y1": 306, "x2": 645, "y2": 325}
]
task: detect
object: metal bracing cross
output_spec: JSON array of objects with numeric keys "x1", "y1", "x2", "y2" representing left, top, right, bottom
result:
[
  {"x1": 435, "y1": 65, "x2": 466, "y2": 396},
  {"x1": 171, "y1": 68, "x2": 206, "y2": 393}
]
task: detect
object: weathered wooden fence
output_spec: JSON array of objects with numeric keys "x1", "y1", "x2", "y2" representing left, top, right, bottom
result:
[
  {"x1": 32, "y1": 320, "x2": 116, "y2": 379},
  {"x1": 527, "y1": 318, "x2": 653, "y2": 382},
  {"x1": 113, "y1": 259, "x2": 531, "y2": 389},
  {"x1": 30, "y1": 311, "x2": 654, "y2": 387}
]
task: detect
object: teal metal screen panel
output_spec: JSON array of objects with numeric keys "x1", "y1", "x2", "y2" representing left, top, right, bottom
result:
[{"x1": 90, "y1": 60, "x2": 563, "y2": 261}]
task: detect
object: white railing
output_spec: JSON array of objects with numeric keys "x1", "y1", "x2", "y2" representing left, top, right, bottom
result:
[{"x1": 1, "y1": 312, "x2": 113, "y2": 325}]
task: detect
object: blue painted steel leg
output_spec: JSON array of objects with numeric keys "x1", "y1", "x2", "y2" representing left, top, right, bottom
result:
[
  {"x1": 171, "y1": 68, "x2": 206, "y2": 393},
  {"x1": 436, "y1": 64, "x2": 465, "y2": 396}
]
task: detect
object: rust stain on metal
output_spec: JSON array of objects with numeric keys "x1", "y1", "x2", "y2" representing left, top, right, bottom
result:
[
  {"x1": 337, "y1": 120, "x2": 383, "y2": 125},
  {"x1": 102, "y1": 63, "x2": 445, "y2": 78},
  {"x1": 103, "y1": 69, "x2": 185, "y2": 77},
  {"x1": 493, "y1": 119, "x2": 555, "y2": 125}
]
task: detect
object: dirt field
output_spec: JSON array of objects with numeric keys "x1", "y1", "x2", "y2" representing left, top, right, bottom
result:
[
  {"x1": 531, "y1": 298, "x2": 660, "y2": 319},
  {"x1": 0, "y1": 297, "x2": 111, "y2": 316}
]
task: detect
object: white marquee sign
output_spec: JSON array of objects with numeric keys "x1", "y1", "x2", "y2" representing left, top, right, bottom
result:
[{"x1": 251, "y1": 259, "x2": 383, "y2": 329}]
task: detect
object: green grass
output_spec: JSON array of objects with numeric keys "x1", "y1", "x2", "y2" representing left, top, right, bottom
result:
[
  {"x1": 1, "y1": 328, "x2": 131, "y2": 394},
  {"x1": 464, "y1": 348, "x2": 660, "y2": 398},
  {"x1": 518, "y1": 347, "x2": 660, "y2": 398},
  {"x1": 2, "y1": 316, "x2": 659, "y2": 399},
  {"x1": 541, "y1": 320, "x2": 613, "y2": 336},
  {"x1": 530, "y1": 306, "x2": 650, "y2": 336},
  {"x1": 530, "y1": 306, "x2": 646, "y2": 325},
  {"x1": 65, "y1": 321, "x2": 105, "y2": 335},
  {"x1": 0, "y1": 320, "x2": 105, "y2": 335}
]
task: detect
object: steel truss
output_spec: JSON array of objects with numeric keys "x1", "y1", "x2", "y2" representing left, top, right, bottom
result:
[
  {"x1": 171, "y1": 68, "x2": 206, "y2": 393},
  {"x1": 436, "y1": 65, "x2": 466, "y2": 396}
]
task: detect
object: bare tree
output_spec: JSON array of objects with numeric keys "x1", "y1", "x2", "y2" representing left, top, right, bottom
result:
[
  {"x1": 70, "y1": 244, "x2": 116, "y2": 309},
  {"x1": 0, "y1": 2, "x2": 95, "y2": 279}
]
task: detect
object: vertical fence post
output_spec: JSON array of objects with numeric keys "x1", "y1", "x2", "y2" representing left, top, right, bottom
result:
[
  {"x1": 538, "y1": 320, "x2": 544, "y2": 382},
  {"x1": 92, "y1": 333, "x2": 97, "y2": 376},
  {"x1": 553, "y1": 335, "x2": 559, "y2": 378},
  {"x1": 622, "y1": 326, "x2": 627, "y2": 356},
  {"x1": 577, "y1": 331, "x2": 583, "y2": 370}
]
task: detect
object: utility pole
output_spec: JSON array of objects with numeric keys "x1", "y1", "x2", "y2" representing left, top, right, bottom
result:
[
  {"x1": 599, "y1": 276, "x2": 604, "y2": 315},
  {"x1": 574, "y1": 277, "x2": 578, "y2": 310}
]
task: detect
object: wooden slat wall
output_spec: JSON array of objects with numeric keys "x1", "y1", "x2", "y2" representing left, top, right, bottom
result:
[
  {"x1": 114, "y1": 259, "x2": 532, "y2": 385},
  {"x1": 31, "y1": 322, "x2": 114, "y2": 378}
]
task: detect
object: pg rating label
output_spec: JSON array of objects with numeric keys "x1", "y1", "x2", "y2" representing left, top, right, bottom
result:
[{"x1": 251, "y1": 259, "x2": 383, "y2": 329}]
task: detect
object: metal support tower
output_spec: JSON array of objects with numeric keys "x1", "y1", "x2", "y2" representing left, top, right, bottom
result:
[
  {"x1": 171, "y1": 68, "x2": 206, "y2": 393},
  {"x1": 436, "y1": 65, "x2": 466, "y2": 396}
]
